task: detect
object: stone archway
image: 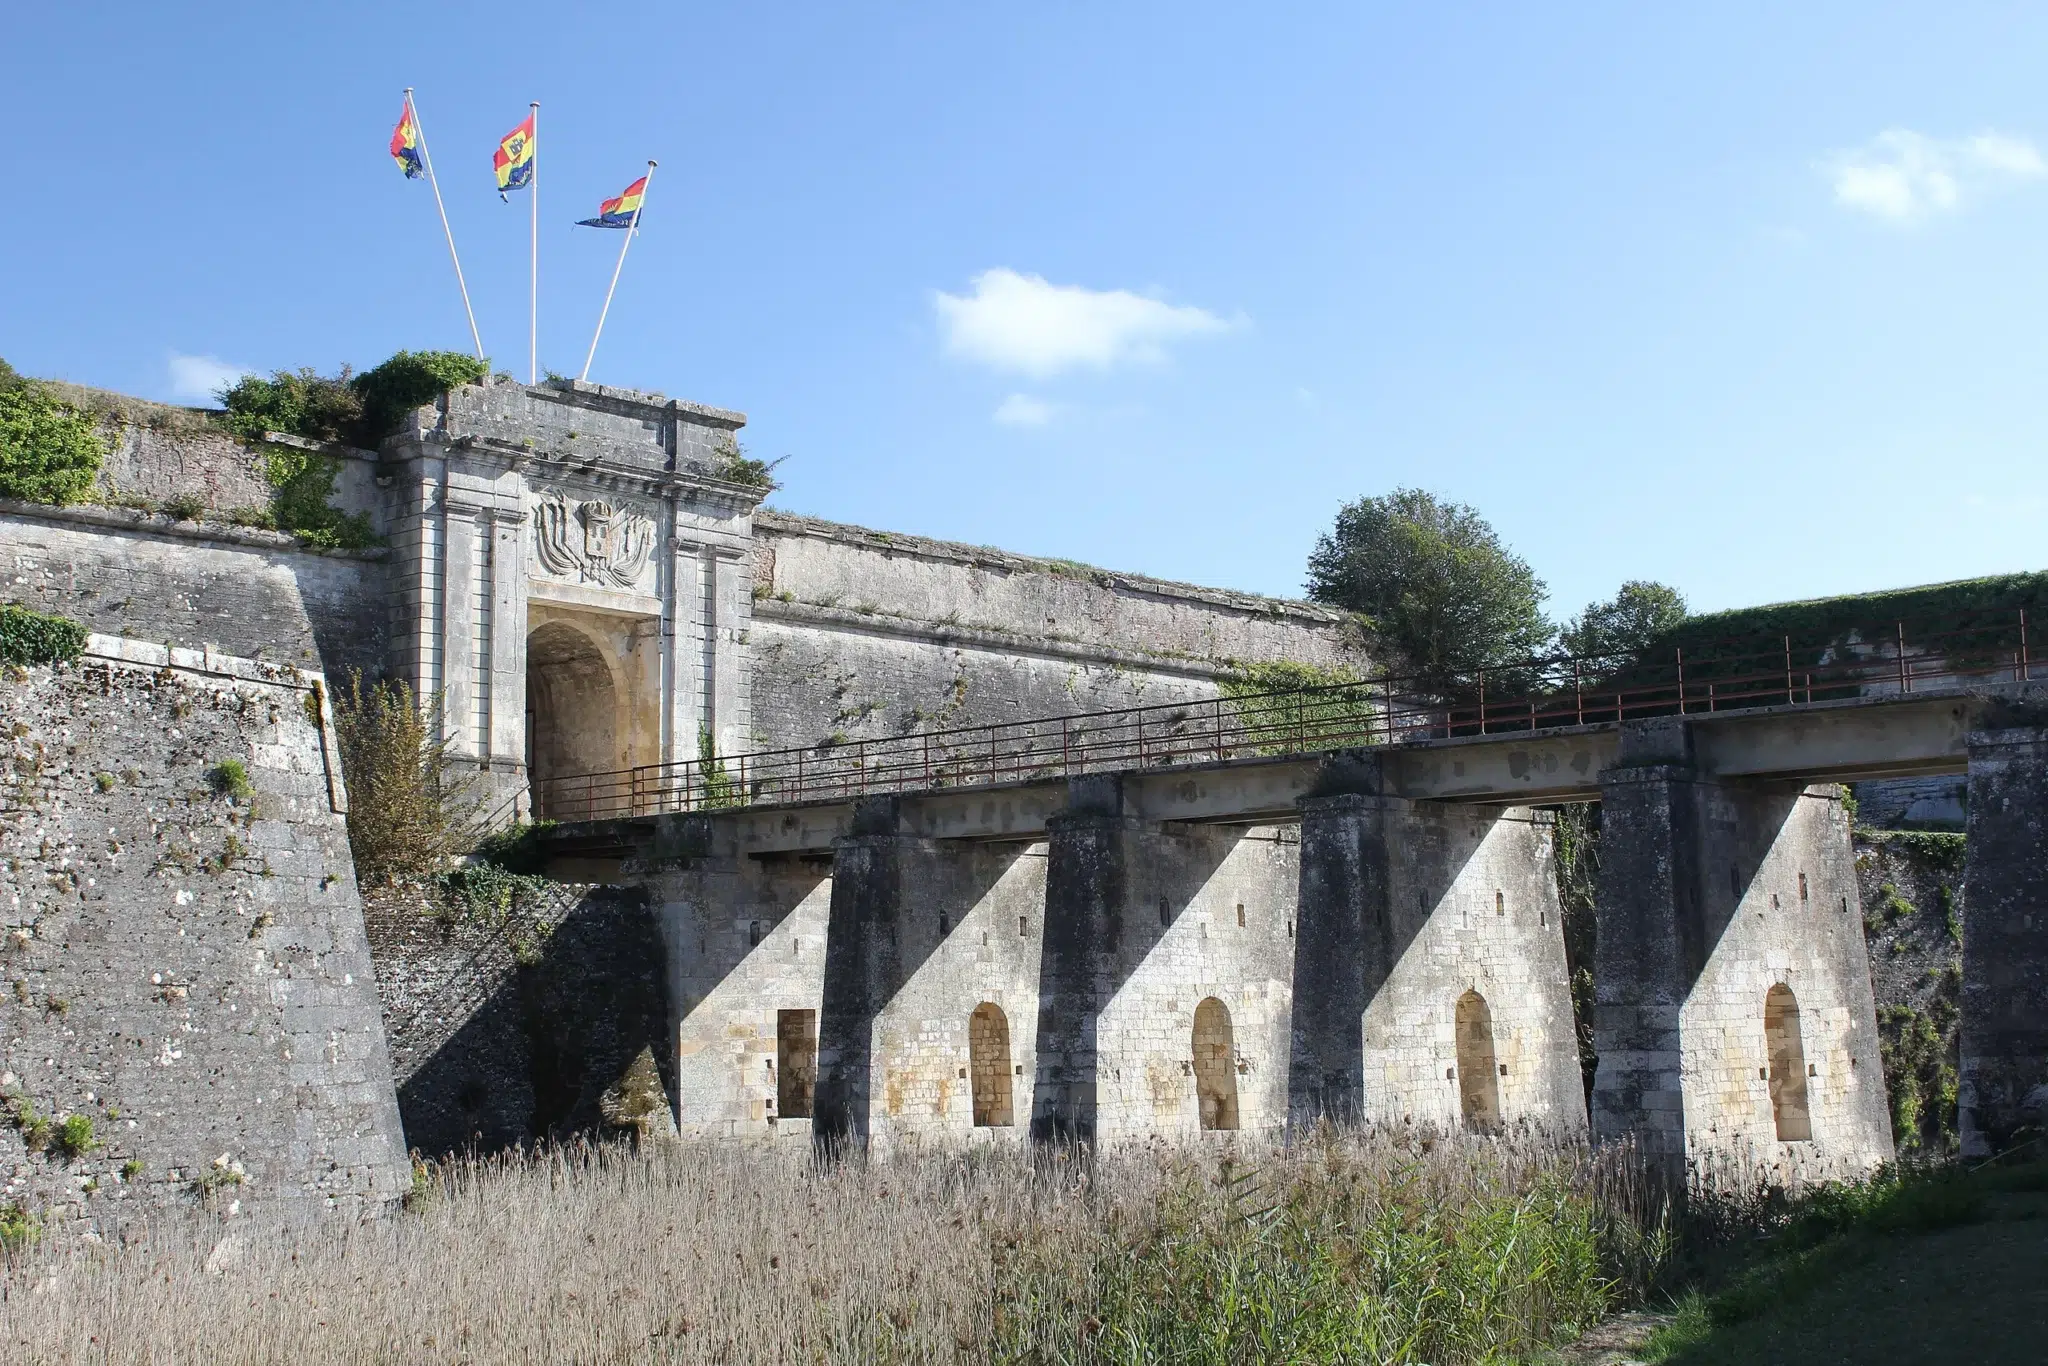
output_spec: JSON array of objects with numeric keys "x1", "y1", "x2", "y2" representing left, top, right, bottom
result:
[
  {"x1": 527, "y1": 620, "x2": 620, "y2": 819},
  {"x1": 1766, "y1": 984, "x2": 1812, "y2": 1142}
]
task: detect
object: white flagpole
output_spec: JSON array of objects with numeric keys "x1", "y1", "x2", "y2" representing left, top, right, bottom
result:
[
  {"x1": 581, "y1": 161, "x2": 657, "y2": 383},
  {"x1": 528, "y1": 101, "x2": 540, "y2": 384},
  {"x1": 406, "y1": 89, "x2": 485, "y2": 362}
]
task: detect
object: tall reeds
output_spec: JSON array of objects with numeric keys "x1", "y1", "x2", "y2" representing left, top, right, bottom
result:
[{"x1": 0, "y1": 1129, "x2": 1668, "y2": 1364}]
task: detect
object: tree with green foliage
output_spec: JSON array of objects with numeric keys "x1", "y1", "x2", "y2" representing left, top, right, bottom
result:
[
  {"x1": 1560, "y1": 580, "x2": 1689, "y2": 662},
  {"x1": 1305, "y1": 488, "x2": 1551, "y2": 692},
  {"x1": 0, "y1": 359, "x2": 104, "y2": 506}
]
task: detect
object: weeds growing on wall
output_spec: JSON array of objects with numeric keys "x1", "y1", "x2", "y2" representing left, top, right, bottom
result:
[
  {"x1": 697, "y1": 725, "x2": 740, "y2": 807},
  {"x1": 710, "y1": 436, "x2": 783, "y2": 492},
  {"x1": 260, "y1": 443, "x2": 378, "y2": 549},
  {"x1": 0, "y1": 360, "x2": 104, "y2": 506},
  {"x1": 1219, "y1": 659, "x2": 1377, "y2": 754},
  {"x1": 0, "y1": 604, "x2": 88, "y2": 667},
  {"x1": 331, "y1": 673, "x2": 476, "y2": 886},
  {"x1": 1551, "y1": 801, "x2": 1602, "y2": 1100}
]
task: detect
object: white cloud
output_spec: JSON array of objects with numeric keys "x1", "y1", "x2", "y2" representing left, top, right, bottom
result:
[
  {"x1": 167, "y1": 352, "x2": 255, "y2": 403},
  {"x1": 1825, "y1": 129, "x2": 2046, "y2": 221},
  {"x1": 934, "y1": 268, "x2": 1231, "y2": 377},
  {"x1": 993, "y1": 393, "x2": 1054, "y2": 426}
]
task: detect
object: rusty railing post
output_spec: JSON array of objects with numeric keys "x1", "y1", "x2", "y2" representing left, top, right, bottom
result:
[
  {"x1": 1675, "y1": 648, "x2": 1686, "y2": 715},
  {"x1": 1784, "y1": 635, "x2": 1793, "y2": 706},
  {"x1": 1897, "y1": 621, "x2": 1909, "y2": 693},
  {"x1": 1574, "y1": 659, "x2": 1583, "y2": 727}
]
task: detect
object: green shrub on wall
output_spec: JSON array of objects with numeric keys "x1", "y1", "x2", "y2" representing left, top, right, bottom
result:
[
  {"x1": 0, "y1": 604, "x2": 88, "y2": 666},
  {"x1": 0, "y1": 362, "x2": 105, "y2": 506},
  {"x1": 218, "y1": 368, "x2": 363, "y2": 445},
  {"x1": 262, "y1": 444, "x2": 378, "y2": 550},
  {"x1": 350, "y1": 351, "x2": 489, "y2": 444},
  {"x1": 218, "y1": 350, "x2": 488, "y2": 450}
]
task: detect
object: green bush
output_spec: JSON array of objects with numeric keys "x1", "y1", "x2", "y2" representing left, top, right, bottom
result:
[
  {"x1": 1220, "y1": 659, "x2": 1378, "y2": 753},
  {"x1": 262, "y1": 444, "x2": 377, "y2": 550},
  {"x1": 0, "y1": 604, "x2": 87, "y2": 666},
  {"x1": 350, "y1": 350, "x2": 489, "y2": 445},
  {"x1": 218, "y1": 367, "x2": 362, "y2": 445},
  {"x1": 219, "y1": 351, "x2": 487, "y2": 450},
  {"x1": 332, "y1": 673, "x2": 475, "y2": 886},
  {"x1": 0, "y1": 1200, "x2": 38, "y2": 1251},
  {"x1": 0, "y1": 381, "x2": 105, "y2": 506}
]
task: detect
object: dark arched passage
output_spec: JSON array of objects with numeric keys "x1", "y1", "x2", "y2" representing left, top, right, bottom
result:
[{"x1": 527, "y1": 621, "x2": 618, "y2": 818}]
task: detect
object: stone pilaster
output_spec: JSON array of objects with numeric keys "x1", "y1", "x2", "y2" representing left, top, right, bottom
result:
[
  {"x1": 1031, "y1": 776, "x2": 1131, "y2": 1142},
  {"x1": 813, "y1": 798, "x2": 917, "y2": 1146},
  {"x1": 1960, "y1": 722, "x2": 2048, "y2": 1155},
  {"x1": 1289, "y1": 785, "x2": 1393, "y2": 1126}
]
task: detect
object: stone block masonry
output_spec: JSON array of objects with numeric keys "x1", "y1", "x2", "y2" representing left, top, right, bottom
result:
[
  {"x1": 748, "y1": 510, "x2": 1366, "y2": 757},
  {"x1": 1592, "y1": 719, "x2": 1892, "y2": 1185},
  {"x1": 1958, "y1": 695, "x2": 2048, "y2": 1155},
  {"x1": 0, "y1": 637, "x2": 408, "y2": 1230},
  {"x1": 1290, "y1": 771, "x2": 1585, "y2": 1136}
]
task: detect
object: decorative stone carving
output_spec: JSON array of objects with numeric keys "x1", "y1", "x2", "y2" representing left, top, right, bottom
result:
[{"x1": 533, "y1": 492, "x2": 656, "y2": 589}]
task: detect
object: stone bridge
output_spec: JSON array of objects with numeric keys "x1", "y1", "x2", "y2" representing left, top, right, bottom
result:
[{"x1": 540, "y1": 658, "x2": 2048, "y2": 1181}]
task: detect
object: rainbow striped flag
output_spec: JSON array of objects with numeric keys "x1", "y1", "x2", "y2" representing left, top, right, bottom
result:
[
  {"x1": 494, "y1": 113, "x2": 535, "y2": 195},
  {"x1": 576, "y1": 175, "x2": 648, "y2": 229},
  {"x1": 389, "y1": 101, "x2": 424, "y2": 179}
]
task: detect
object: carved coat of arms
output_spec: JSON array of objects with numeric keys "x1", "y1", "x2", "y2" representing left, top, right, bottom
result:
[{"x1": 533, "y1": 493, "x2": 655, "y2": 589}]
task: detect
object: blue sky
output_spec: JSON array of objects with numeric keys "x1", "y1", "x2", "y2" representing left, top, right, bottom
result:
[{"x1": 6, "y1": 4, "x2": 2047, "y2": 618}]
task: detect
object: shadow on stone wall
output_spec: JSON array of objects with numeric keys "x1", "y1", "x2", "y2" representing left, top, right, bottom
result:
[{"x1": 365, "y1": 883, "x2": 676, "y2": 1158}]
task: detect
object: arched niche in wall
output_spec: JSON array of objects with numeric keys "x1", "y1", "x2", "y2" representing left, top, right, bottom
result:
[
  {"x1": 1455, "y1": 989, "x2": 1502, "y2": 1132},
  {"x1": 1765, "y1": 983, "x2": 1812, "y2": 1142},
  {"x1": 969, "y1": 1002, "x2": 1014, "y2": 1128},
  {"x1": 1192, "y1": 997, "x2": 1240, "y2": 1132},
  {"x1": 527, "y1": 619, "x2": 620, "y2": 818}
]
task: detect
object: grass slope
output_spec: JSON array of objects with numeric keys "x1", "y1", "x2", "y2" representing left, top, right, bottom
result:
[{"x1": 1646, "y1": 1159, "x2": 2048, "y2": 1365}]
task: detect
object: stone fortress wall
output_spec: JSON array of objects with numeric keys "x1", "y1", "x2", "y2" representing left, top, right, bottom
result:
[
  {"x1": 0, "y1": 374, "x2": 1914, "y2": 1213},
  {"x1": 747, "y1": 512, "x2": 1358, "y2": 755},
  {"x1": 0, "y1": 637, "x2": 409, "y2": 1230}
]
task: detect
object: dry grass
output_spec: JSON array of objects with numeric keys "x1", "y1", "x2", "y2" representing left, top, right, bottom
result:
[{"x1": 0, "y1": 1131, "x2": 1668, "y2": 1364}]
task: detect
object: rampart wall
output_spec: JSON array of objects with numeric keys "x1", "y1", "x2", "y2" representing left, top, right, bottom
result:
[
  {"x1": 0, "y1": 638, "x2": 408, "y2": 1230},
  {"x1": 748, "y1": 511, "x2": 1363, "y2": 755}
]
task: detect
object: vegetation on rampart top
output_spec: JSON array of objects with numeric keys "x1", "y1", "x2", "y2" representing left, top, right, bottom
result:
[
  {"x1": 218, "y1": 349, "x2": 489, "y2": 450},
  {"x1": 0, "y1": 603, "x2": 88, "y2": 667},
  {"x1": 0, "y1": 357, "x2": 105, "y2": 506},
  {"x1": 709, "y1": 435, "x2": 782, "y2": 492}
]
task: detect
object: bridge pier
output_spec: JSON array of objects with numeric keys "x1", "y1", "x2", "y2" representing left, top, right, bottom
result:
[
  {"x1": 1034, "y1": 776, "x2": 1301, "y2": 1142},
  {"x1": 1960, "y1": 716, "x2": 2048, "y2": 1155},
  {"x1": 1289, "y1": 757, "x2": 1584, "y2": 1135},
  {"x1": 644, "y1": 825, "x2": 834, "y2": 1140},
  {"x1": 1593, "y1": 720, "x2": 1891, "y2": 1186},
  {"x1": 814, "y1": 798, "x2": 1047, "y2": 1151}
]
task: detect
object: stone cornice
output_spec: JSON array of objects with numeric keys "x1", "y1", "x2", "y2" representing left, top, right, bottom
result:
[
  {"x1": 750, "y1": 595, "x2": 1242, "y2": 681},
  {"x1": 0, "y1": 498, "x2": 390, "y2": 561},
  {"x1": 755, "y1": 508, "x2": 1348, "y2": 628}
]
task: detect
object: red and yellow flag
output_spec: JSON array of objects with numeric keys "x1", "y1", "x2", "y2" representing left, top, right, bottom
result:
[
  {"x1": 576, "y1": 175, "x2": 647, "y2": 229},
  {"x1": 494, "y1": 113, "x2": 535, "y2": 194},
  {"x1": 389, "y1": 100, "x2": 424, "y2": 179}
]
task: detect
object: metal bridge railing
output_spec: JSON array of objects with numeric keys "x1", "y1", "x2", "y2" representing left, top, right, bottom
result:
[{"x1": 532, "y1": 608, "x2": 2038, "y2": 823}]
